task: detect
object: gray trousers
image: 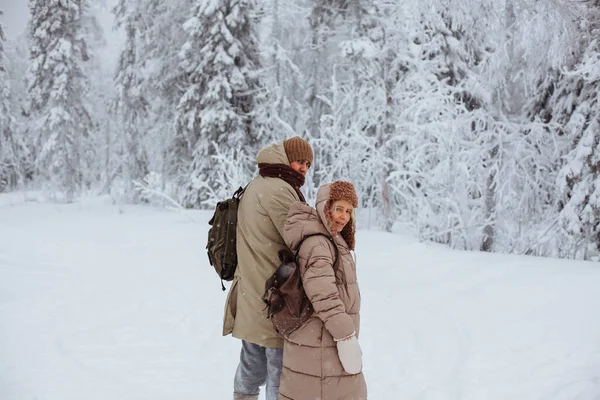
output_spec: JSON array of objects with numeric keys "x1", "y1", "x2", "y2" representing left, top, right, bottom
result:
[{"x1": 234, "y1": 340, "x2": 283, "y2": 400}]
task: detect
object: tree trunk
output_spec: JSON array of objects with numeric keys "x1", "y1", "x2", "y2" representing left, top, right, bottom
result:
[{"x1": 481, "y1": 144, "x2": 498, "y2": 252}]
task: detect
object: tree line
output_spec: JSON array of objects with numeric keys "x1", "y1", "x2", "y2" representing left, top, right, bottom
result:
[{"x1": 0, "y1": 0, "x2": 599, "y2": 260}]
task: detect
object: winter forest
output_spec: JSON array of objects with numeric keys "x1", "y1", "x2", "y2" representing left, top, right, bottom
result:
[{"x1": 0, "y1": 0, "x2": 599, "y2": 261}]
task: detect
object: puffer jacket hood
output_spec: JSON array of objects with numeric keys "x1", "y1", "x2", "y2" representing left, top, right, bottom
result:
[{"x1": 256, "y1": 142, "x2": 290, "y2": 165}]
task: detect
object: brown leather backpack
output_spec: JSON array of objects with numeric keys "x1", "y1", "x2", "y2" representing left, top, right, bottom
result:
[{"x1": 262, "y1": 234, "x2": 339, "y2": 337}]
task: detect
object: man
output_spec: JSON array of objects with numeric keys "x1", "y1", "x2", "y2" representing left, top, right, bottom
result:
[{"x1": 223, "y1": 136, "x2": 313, "y2": 400}]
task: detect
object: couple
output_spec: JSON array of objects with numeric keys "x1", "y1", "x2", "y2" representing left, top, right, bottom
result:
[{"x1": 222, "y1": 137, "x2": 367, "y2": 400}]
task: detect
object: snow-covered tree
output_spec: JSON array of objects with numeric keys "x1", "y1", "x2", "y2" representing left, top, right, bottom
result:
[
  {"x1": 175, "y1": 0, "x2": 263, "y2": 207},
  {"x1": 374, "y1": 0, "x2": 584, "y2": 254},
  {"x1": 3, "y1": 30, "x2": 33, "y2": 189},
  {"x1": 81, "y1": 1, "x2": 110, "y2": 191},
  {"x1": 112, "y1": 0, "x2": 199, "y2": 202},
  {"x1": 304, "y1": 0, "x2": 355, "y2": 191},
  {"x1": 379, "y1": 1, "x2": 493, "y2": 247},
  {"x1": 112, "y1": 0, "x2": 150, "y2": 201},
  {"x1": 491, "y1": 0, "x2": 586, "y2": 256},
  {"x1": 315, "y1": 0, "x2": 395, "y2": 228},
  {"x1": 140, "y1": 0, "x2": 193, "y2": 183},
  {"x1": 0, "y1": 9, "x2": 19, "y2": 191},
  {"x1": 552, "y1": 5, "x2": 600, "y2": 259},
  {"x1": 254, "y1": 0, "x2": 309, "y2": 145},
  {"x1": 306, "y1": 0, "x2": 350, "y2": 132},
  {"x1": 27, "y1": 0, "x2": 94, "y2": 201}
]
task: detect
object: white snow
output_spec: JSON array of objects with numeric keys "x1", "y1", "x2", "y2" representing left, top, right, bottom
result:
[{"x1": 1, "y1": 194, "x2": 600, "y2": 399}]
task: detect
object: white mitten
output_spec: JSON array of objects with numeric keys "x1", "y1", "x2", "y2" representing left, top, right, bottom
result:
[{"x1": 336, "y1": 334, "x2": 362, "y2": 374}]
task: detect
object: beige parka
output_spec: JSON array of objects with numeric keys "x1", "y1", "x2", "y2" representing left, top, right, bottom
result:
[
  {"x1": 278, "y1": 183, "x2": 367, "y2": 400},
  {"x1": 222, "y1": 142, "x2": 302, "y2": 348}
]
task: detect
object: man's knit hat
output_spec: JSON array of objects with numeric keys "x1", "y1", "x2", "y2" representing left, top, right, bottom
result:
[{"x1": 283, "y1": 136, "x2": 313, "y2": 165}]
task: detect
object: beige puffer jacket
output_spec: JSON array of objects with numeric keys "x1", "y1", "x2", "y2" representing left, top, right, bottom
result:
[
  {"x1": 278, "y1": 183, "x2": 367, "y2": 400},
  {"x1": 222, "y1": 142, "x2": 302, "y2": 348}
]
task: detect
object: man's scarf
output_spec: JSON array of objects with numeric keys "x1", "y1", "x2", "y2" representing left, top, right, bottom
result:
[{"x1": 258, "y1": 163, "x2": 306, "y2": 203}]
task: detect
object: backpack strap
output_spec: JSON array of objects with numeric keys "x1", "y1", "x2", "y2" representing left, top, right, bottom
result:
[{"x1": 233, "y1": 185, "x2": 247, "y2": 200}]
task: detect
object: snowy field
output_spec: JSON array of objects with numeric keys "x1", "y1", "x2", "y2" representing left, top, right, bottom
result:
[{"x1": 1, "y1": 194, "x2": 600, "y2": 400}]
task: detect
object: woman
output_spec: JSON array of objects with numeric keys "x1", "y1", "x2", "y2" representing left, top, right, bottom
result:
[{"x1": 279, "y1": 181, "x2": 367, "y2": 400}]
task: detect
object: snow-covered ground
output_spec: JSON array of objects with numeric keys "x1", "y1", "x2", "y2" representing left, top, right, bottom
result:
[{"x1": 1, "y1": 194, "x2": 599, "y2": 400}]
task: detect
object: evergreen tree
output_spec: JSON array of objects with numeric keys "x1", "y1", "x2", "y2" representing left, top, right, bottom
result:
[
  {"x1": 27, "y1": 0, "x2": 93, "y2": 201},
  {"x1": 83, "y1": 1, "x2": 110, "y2": 191},
  {"x1": 4, "y1": 30, "x2": 33, "y2": 189},
  {"x1": 554, "y1": 12, "x2": 600, "y2": 258},
  {"x1": 255, "y1": 0, "x2": 309, "y2": 144},
  {"x1": 0, "y1": 10, "x2": 30, "y2": 192},
  {"x1": 141, "y1": 0, "x2": 193, "y2": 184},
  {"x1": 112, "y1": 0, "x2": 150, "y2": 200},
  {"x1": 0, "y1": 9, "x2": 17, "y2": 191},
  {"x1": 113, "y1": 0, "x2": 196, "y2": 200},
  {"x1": 175, "y1": 0, "x2": 262, "y2": 207}
]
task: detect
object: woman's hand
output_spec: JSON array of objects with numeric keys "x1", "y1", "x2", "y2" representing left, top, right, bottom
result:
[{"x1": 336, "y1": 334, "x2": 362, "y2": 374}]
